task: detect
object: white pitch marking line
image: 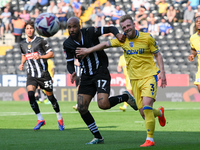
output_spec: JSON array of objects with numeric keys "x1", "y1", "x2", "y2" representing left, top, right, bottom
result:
[{"x1": 1, "y1": 107, "x2": 200, "y2": 116}]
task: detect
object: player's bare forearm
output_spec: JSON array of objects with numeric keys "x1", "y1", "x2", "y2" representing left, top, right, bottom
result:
[
  {"x1": 76, "y1": 41, "x2": 110, "y2": 57},
  {"x1": 21, "y1": 55, "x2": 26, "y2": 64},
  {"x1": 154, "y1": 52, "x2": 165, "y2": 73},
  {"x1": 40, "y1": 51, "x2": 54, "y2": 59},
  {"x1": 190, "y1": 48, "x2": 197, "y2": 57},
  {"x1": 188, "y1": 48, "x2": 197, "y2": 61},
  {"x1": 154, "y1": 52, "x2": 167, "y2": 87}
]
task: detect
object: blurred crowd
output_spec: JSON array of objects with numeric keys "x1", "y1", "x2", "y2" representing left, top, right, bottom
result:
[{"x1": 0, "y1": 0, "x2": 200, "y2": 43}]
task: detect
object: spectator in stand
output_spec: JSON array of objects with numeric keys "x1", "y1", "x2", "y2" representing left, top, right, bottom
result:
[
  {"x1": 0, "y1": 7, "x2": 11, "y2": 37},
  {"x1": 147, "y1": 13, "x2": 157, "y2": 23},
  {"x1": 167, "y1": 5, "x2": 176, "y2": 24},
  {"x1": 184, "y1": 5, "x2": 195, "y2": 23},
  {"x1": 30, "y1": 8, "x2": 40, "y2": 21},
  {"x1": 155, "y1": 0, "x2": 169, "y2": 17},
  {"x1": 89, "y1": 9, "x2": 97, "y2": 25},
  {"x1": 134, "y1": 21, "x2": 141, "y2": 30},
  {"x1": 12, "y1": 10, "x2": 20, "y2": 20},
  {"x1": 20, "y1": 10, "x2": 30, "y2": 22},
  {"x1": 195, "y1": 5, "x2": 200, "y2": 17},
  {"x1": 47, "y1": 1, "x2": 58, "y2": 14},
  {"x1": 62, "y1": 2, "x2": 74, "y2": 19},
  {"x1": 111, "y1": 5, "x2": 125, "y2": 25},
  {"x1": 94, "y1": 0, "x2": 103, "y2": 11},
  {"x1": 95, "y1": 16, "x2": 105, "y2": 27},
  {"x1": 143, "y1": 0, "x2": 150, "y2": 11},
  {"x1": 148, "y1": 20, "x2": 159, "y2": 36},
  {"x1": 174, "y1": 7, "x2": 182, "y2": 22},
  {"x1": 158, "y1": 17, "x2": 173, "y2": 36},
  {"x1": 139, "y1": 19, "x2": 148, "y2": 32},
  {"x1": 12, "y1": 16, "x2": 25, "y2": 43},
  {"x1": 186, "y1": 0, "x2": 199, "y2": 10},
  {"x1": 173, "y1": 0, "x2": 187, "y2": 4},
  {"x1": 24, "y1": 0, "x2": 37, "y2": 12},
  {"x1": 36, "y1": 0, "x2": 49, "y2": 12},
  {"x1": 135, "y1": 6, "x2": 147, "y2": 24},
  {"x1": 72, "y1": 0, "x2": 82, "y2": 18},
  {"x1": 102, "y1": 1, "x2": 115, "y2": 19},
  {"x1": 131, "y1": 0, "x2": 144, "y2": 12},
  {"x1": 56, "y1": 8, "x2": 67, "y2": 31}
]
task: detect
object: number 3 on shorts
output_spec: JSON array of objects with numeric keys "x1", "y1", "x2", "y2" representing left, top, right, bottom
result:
[
  {"x1": 44, "y1": 80, "x2": 53, "y2": 89},
  {"x1": 150, "y1": 84, "x2": 154, "y2": 92}
]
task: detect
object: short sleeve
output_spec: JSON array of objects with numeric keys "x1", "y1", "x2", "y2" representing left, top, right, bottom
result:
[
  {"x1": 41, "y1": 39, "x2": 52, "y2": 53},
  {"x1": 109, "y1": 38, "x2": 122, "y2": 47}
]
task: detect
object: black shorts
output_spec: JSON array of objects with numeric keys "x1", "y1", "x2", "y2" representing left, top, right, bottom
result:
[
  {"x1": 26, "y1": 71, "x2": 53, "y2": 92},
  {"x1": 78, "y1": 67, "x2": 111, "y2": 97}
]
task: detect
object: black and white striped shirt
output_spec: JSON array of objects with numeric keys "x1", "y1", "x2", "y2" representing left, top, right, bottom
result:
[
  {"x1": 63, "y1": 27, "x2": 109, "y2": 76},
  {"x1": 20, "y1": 36, "x2": 52, "y2": 78}
]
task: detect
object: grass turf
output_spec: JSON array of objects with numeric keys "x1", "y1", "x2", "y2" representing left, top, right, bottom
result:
[{"x1": 0, "y1": 101, "x2": 200, "y2": 150}]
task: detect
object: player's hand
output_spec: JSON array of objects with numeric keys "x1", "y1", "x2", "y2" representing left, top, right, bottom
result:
[
  {"x1": 19, "y1": 64, "x2": 23, "y2": 71},
  {"x1": 188, "y1": 54, "x2": 194, "y2": 61},
  {"x1": 71, "y1": 72, "x2": 77, "y2": 84},
  {"x1": 76, "y1": 47, "x2": 89, "y2": 59},
  {"x1": 116, "y1": 33, "x2": 126, "y2": 43},
  {"x1": 32, "y1": 53, "x2": 40, "y2": 60},
  {"x1": 159, "y1": 71, "x2": 167, "y2": 88}
]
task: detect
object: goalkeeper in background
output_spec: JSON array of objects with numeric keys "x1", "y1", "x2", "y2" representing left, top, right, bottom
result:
[{"x1": 117, "y1": 54, "x2": 133, "y2": 111}]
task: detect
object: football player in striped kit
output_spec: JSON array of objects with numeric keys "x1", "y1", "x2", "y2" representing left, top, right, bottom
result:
[{"x1": 18, "y1": 21, "x2": 64, "y2": 131}]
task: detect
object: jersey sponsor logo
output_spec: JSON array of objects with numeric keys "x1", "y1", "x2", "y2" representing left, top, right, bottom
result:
[
  {"x1": 129, "y1": 42, "x2": 133, "y2": 47},
  {"x1": 25, "y1": 52, "x2": 39, "y2": 60},
  {"x1": 124, "y1": 48, "x2": 144, "y2": 55},
  {"x1": 28, "y1": 44, "x2": 31, "y2": 50}
]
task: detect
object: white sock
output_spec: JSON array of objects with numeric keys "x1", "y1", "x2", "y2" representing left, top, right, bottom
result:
[
  {"x1": 56, "y1": 112, "x2": 62, "y2": 120},
  {"x1": 160, "y1": 109, "x2": 162, "y2": 117},
  {"x1": 36, "y1": 113, "x2": 43, "y2": 121},
  {"x1": 146, "y1": 137, "x2": 154, "y2": 142}
]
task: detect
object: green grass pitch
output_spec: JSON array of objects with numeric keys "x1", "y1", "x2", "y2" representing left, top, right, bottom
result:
[{"x1": 0, "y1": 101, "x2": 200, "y2": 150}]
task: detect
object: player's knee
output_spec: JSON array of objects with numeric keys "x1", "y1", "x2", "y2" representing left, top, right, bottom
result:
[
  {"x1": 77, "y1": 105, "x2": 88, "y2": 114},
  {"x1": 98, "y1": 103, "x2": 110, "y2": 110},
  {"x1": 47, "y1": 94, "x2": 57, "y2": 103}
]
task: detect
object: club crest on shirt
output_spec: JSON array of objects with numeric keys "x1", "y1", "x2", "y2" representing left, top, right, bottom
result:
[
  {"x1": 129, "y1": 42, "x2": 133, "y2": 47},
  {"x1": 28, "y1": 44, "x2": 31, "y2": 49}
]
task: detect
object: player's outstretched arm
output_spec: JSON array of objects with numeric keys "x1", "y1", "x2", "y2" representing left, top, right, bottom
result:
[
  {"x1": 154, "y1": 52, "x2": 167, "y2": 88},
  {"x1": 33, "y1": 51, "x2": 54, "y2": 60},
  {"x1": 76, "y1": 41, "x2": 110, "y2": 58},
  {"x1": 188, "y1": 48, "x2": 197, "y2": 62}
]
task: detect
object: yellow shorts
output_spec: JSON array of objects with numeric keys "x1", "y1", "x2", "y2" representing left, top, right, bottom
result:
[
  {"x1": 125, "y1": 76, "x2": 132, "y2": 91},
  {"x1": 194, "y1": 72, "x2": 200, "y2": 85},
  {"x1": 130, "y1": 75, "x2": 158, "y2": 110}
]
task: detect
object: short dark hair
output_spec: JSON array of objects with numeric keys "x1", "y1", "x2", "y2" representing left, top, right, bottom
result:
[{"x1": 25, "y1": 21, "x2": 35, "y2": 29}]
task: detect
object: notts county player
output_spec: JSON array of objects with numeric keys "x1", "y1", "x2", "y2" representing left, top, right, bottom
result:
[
  {"x1": 63, "y1": 17, "x2": 138, "y2": 144},
  {"x1": 19, "y1": 21, "x2": 64, "y2": 131}
]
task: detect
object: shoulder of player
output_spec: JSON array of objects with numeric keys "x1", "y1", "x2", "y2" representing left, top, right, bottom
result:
[{"x1": 190, "y1": 32, "x2": 198, "y2": 40}]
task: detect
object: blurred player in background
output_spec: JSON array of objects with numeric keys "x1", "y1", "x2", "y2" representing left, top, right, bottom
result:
[
  {"x1": 73, "y1": 58, "x2": 81, "y2": 111},
  {"x1": 64, "y1": 17, "x2": 138, "y2": 144},
  {"x1": 117, "y1": 54, "x2": 133, "y2": 111},
  {"x1": 18, "y1": 21, "x2": 64, "y2": 131},
  {"x1": 188, "y1": 16, "x2": 200, "y2": 92},
  {"x1": 76, "y1": 14, "x2": 167, "y2": 147}
]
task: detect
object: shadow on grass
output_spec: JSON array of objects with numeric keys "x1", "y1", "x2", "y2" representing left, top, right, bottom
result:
[{"x1": 0, "y1": 128, "x2": 200, "y2": 150}]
